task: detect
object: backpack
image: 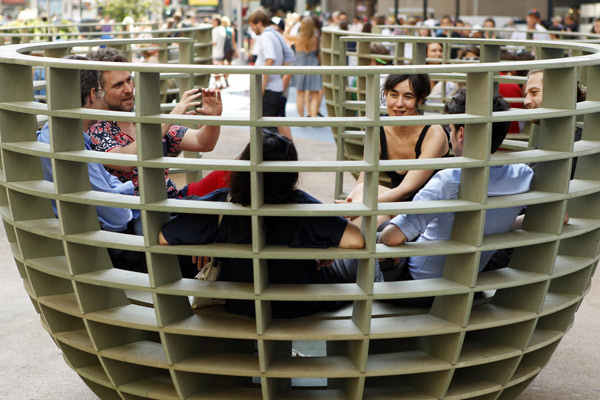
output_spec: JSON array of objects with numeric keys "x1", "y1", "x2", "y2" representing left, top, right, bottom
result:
[{"x1": 223, "y1": 27, "x2": 233, "y2": 54}]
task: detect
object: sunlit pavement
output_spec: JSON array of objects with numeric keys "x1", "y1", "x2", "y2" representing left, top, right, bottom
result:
[{"x1": 216, "y1": 72, "x2": 335, "y2": 143}]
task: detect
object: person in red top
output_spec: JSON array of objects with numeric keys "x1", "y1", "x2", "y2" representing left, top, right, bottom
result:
[
  {"x1": 498, "y1": 72, "x2": 523, "y2": 134},
  {"x1": 498, "y1": 49, "x2": 535, "y2": 135}
]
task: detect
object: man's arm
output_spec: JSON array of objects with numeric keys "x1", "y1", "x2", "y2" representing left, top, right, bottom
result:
[
  {"x1": 262, "y1": 58, "x2": 275, "y2": 94},
  {"x1": 282, "y1": 73, "x2": 293, "y2": 91},
  {"x1": 380, "y1": 171, "x2": 454, "y2": 246},
  {"x1": 164, "y1": 88, "x2": 204, "y2": 136},
  {"x1": 379, "y1": 223, "x2": 408, "y2": 246},
  {"x1": 87, "y1": 122, "x2": 138, "y2": 173},
  {"x1": 178, "y1": 89, "x2": 223, "y2": 152},
  {"x1": 87, "y1": 162, "x2": 133, "y2": 231}
]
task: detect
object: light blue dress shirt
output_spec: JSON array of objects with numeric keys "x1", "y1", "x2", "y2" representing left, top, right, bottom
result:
[
  {"x1": 37, "y1": 123, "x2": 136, "y2": 232},
  {"x1": 256, "y1": 26, "x2": 295, "y2": 92},
  {"x1": 390, "y1": 164, "x2": 534, "y2": 280}
]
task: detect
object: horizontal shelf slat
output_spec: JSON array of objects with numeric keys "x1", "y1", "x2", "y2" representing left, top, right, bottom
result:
[
  {"x1": 444, "y1": 376, "x2": 502, "y2": 400},
  {"x1": 87, "y1": 304, "x2": 159, "y2": 331},
  {"x1": 158, "y1": 279, "x2": 255, "y2": 300},
  {"x1": 370, "y1": 314, "x2": 462, "y2": 339},
  {"x1": 76, "y1": 365, "x2": 113, "y2": 388},
  {"x1": 77, "y1": 268, "x2": 151, "y2": 291},
  {"x1": 373, "y1": 278, "x2": 467, "y2": 299},
  {"x1": 268, "y1": 356, "x2": 359, "y2": 378},
  {"x1": 265, "y1": 318, "x2": 364, "y2": 341},
  {"x1": 505, "y1": 364, "x2": 542, "y2": 388},
  {"x1": 525, "y1": 329, "x2": 563, "y2": 353},
  {"x1": 559, "y1": 217, "x2": 600, "y2": 239},
  {"x1": 456, "y1": 341, "x2": 521, "y2": 368},
  {"x1": 551, "y1": 255, "x2": 597, "y2": 277},
  {"x1": 467, "y1": 304, "x2": 536, "y2": 330},
  {"x1": 100, "y1": 340, "x2": 168, "y2": 367},
  {"x1": 261, "y1": 283, "x2": 367, "y2": 301},
  {"x1": 60, "y1": 189, "x2": 141, "y2": 209},
  {"x1": 54, "y1": 329, "x2": 95, "y2": 352},
  {"x1": 7, "y1": 180, "x2": 55, "y2": 199},
  {"x1": 366, "y1": 350, "x2": 450, "y2": 375},
  {"x1": 187, "y1": 387, "x2": 262, "y2": 400},
  {"x1": 475, "y1": 268, "x2": 548, "y2": 291},
  {"x1": 174, "y1": 353, "x2": 259, "y2": 376},
  {"x1": 117, "y1": 373, "x2": 178, "y2": 400},
  {"x1": 539, "y1": 292, "x2": 581, "y2": 316},
  {"x1": 26, "y1": 256, "x2": 70, "y2": 278},
  {"x1": 37, "y1": 293, "x2": 81, "y2": 316},
  {"x1": 272, "y1": 389, "x2": 350, "y2": 400},
  {"x1": 568, "y1": 179, "x2": 600, "y2": 197},
  {"x1": 363, "y1": 386, "x2": 435, "y2": 400},
  {"x1": 68, "y1": 230, "x2": 146, "y2": 251},
  {"x1": 164, "y1": 313, "x2": 258, "y2": 339},
  {"x1": 15, "y1": 218, "x2": 62, "y2": 238}
]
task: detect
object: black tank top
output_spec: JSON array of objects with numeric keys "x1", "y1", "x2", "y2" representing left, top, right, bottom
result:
[{"x1": 380, "y1": 125, "x2": 432, "y2": 188}]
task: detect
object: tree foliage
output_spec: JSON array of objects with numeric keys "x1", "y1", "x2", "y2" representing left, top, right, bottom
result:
[{"x1": 98, "y1": 0, "x2": 159, "y2": 22}]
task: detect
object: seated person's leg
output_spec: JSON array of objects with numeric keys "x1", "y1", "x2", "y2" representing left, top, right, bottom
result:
[
  {"x1": 327, "y1": 258, "x2": 384, "y2": 283},
  {"x1": 108, "y1": 248, "x2": 148, "y2": 273},
  {"x1": 482, "y1": 247, "x2": 514, "y2": 271},
  {"x1": 379, "y1": 257, "x2": 411, "y2": 281},
  {"x1": 178, "y1": 255, "x2": 199, "y2": 278}
]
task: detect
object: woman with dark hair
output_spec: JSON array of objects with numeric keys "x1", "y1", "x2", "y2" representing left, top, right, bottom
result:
[
  {"x1": 159, "y1": 130, "x2": 364, "y2": 319},
  {"x1": 340, "y1": 74, "x2": 449, "y2": 227}
]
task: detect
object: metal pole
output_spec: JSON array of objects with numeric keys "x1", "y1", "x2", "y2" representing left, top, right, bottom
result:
[
  {"x1": 423, "y1": 0, "x2": 428, "y2": 20},
  {"x1": 548, "y1": 0, "x2": 553, "y2": 22},
  {"x1": 455, "y1": 0, "x2": 460, "y2": 23},
  {"x1": 394, "y1": 0, "x2": 399, "y2": 24},
  {"x1": 46, "y1": 0, "x2": 51, "y2": 36},
  {"x1": 237, "y1": 0, "x2": 243, "y2": 64}
]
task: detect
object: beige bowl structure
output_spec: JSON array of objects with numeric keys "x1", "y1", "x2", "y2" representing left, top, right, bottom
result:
[{"x1": 0, "y1": 30, "x2": 598, "y2": 399}]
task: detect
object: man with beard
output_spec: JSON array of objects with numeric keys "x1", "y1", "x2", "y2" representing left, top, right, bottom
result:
[
  {"x1": 482, "y1": 69, "x2": 583, "y2": 271},
  {"x1": 86, "y1": 47, "x2": 223, "y2": 198},
  {"x1": 523, "y1": 69, "x2": 584, "y2": 178}
]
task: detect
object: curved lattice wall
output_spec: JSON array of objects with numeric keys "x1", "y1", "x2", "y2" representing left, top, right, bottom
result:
[{"x1": 0, "y1": 32, "x2": 598, "y2": 399}]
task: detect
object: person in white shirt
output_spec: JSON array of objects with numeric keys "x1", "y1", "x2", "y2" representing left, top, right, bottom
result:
[
  {"x1": 248, "y1": 9, "x2": 295, "y2": 139},
  {"x1": 511, "y1": 9, "x2": 550, "y2": 41},
  {"x1": 212, "y1": 14, "x2": 227, "y2": 88}
]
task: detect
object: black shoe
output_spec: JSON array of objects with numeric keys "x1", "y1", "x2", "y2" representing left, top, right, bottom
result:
[{"x1": 317, "y1": 112, "x2": 324, "y2": 117}]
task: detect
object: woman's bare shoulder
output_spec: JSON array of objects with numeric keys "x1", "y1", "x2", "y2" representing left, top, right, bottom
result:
[{"x1": 422, "y1": 124, "x2": 450, "y2": 152}]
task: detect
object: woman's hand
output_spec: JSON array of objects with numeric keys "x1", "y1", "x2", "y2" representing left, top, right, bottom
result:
[
  {"x1": 334, "y1": 196, "x2": 358, "y2": 221},
  {"x1": 315, "y1": 259, "x2": 333, "y2": 270},
  {"x1": 192, "y1": 255, "x2": 211, "y2": 271}
]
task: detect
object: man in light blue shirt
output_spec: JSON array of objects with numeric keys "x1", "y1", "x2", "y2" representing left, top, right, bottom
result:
[
  {"x1": 328, "y1": 89, "x2": 533, "y2": 283},
  {"x1": 248, "y1": 9, "x2": 295, "y2": 139},
  {"x1": 37, "y1": 56, "x2": 147, "y2": 273},
  {"x1": 379, "y1": 88, "x2": 533, "y2": 279},
  {"x1": 37, "y1": 124, "x2": 136, "y2": 233}
]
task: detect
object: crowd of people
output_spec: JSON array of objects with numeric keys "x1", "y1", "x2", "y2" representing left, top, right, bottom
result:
[{"x1": 34, "y1": 7, "x2": 586, "y2": 319}]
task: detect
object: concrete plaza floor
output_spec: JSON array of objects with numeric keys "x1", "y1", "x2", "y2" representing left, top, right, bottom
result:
[{"x1": 0, "y1": 79, "x2": 599, "y2": 399}]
